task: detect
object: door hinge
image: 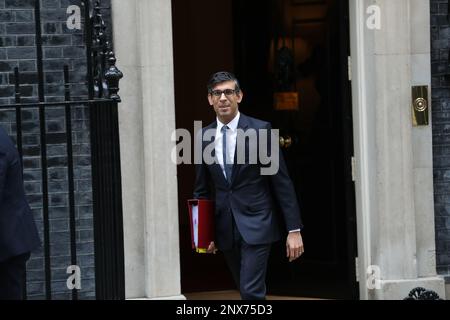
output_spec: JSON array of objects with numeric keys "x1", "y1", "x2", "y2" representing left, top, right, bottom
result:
[
  {"x1": 348, "y1": 56, "x2": 352, "y2": 81},
  {"x1": 355, "y1": 257, "x2": 360, "y2": 282},
  {"x1": 351, "y1": 156, "x2": 356, "y2": 182}
]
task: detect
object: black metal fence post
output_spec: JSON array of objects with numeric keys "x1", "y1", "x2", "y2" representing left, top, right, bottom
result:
[
  {"x1": 90, "y1": 100, "x2": 125, "y2": 299},
  {"x1": 85, "y1": 0, "x2": 125, "y2": 300}
]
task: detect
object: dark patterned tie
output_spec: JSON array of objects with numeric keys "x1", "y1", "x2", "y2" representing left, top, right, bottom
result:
[{"x1": 221, "y1": 125, "x2": 233, "y2": 184}]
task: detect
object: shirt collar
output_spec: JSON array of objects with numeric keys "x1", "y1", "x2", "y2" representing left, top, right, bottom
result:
[{"x1": 217, "y1": 112, "x2": 240, "y2": 132}]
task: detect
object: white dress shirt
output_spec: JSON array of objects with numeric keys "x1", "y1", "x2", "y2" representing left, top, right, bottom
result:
[{"x1": 215, "y1": 112, "x2": 240, "y2": 178}]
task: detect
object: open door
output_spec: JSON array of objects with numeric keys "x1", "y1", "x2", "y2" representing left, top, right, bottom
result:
[
  {"x1": 173, "y1": 0, "x2": 358, "y2": 299},
  {"x1": 233, "y1": 0, "x2": 358, "y2": 299},
  {"x1": 172, "y1": 0, "x2": 237, "y2": 293}
]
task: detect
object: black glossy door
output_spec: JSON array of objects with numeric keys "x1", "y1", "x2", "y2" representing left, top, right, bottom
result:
[{"x1": 233, "y1": 0, "x2": 358, "y2": 299}]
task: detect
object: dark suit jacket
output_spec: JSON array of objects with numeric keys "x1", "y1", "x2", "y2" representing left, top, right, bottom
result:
[
  {"x1": 193, "y1": 113, "x2": 303, "y2": 251},
  {"x1": 0, "y1": 126, "x2": 40, "y2": 262}
]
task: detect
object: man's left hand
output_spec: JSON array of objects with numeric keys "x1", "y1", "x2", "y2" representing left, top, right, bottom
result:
[{"x1": 286, "y1": 231, "x2": 304, "y2": 262}]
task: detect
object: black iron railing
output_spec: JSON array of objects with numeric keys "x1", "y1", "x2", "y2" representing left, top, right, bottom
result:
[
  {"x1": 404, "y1": 287, "x2": 443, "y2": 300},
  {"x1": 0, "y1": 0, "x2": 124, "y2": 300}
]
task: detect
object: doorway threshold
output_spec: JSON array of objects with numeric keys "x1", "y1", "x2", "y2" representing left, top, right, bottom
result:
[{"x1": 184, "y1": 290, "x2": 323, "y2": 300}]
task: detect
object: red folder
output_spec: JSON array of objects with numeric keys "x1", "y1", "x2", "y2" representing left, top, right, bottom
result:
[{"x1": 187, "y1": 199, "x2": 215, "y2": 253}]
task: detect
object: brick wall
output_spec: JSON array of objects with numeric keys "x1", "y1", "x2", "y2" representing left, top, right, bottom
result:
[
  {"x1": 0, "y1": 0, "x2": 112, "y2": 300},
  {"x1": 431, "y1": 0, "x2": 450, "y2": 279}
]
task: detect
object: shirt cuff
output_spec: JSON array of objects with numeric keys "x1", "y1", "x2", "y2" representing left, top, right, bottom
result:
[{"x1": 289, "y1": 229, "x2": 301, "y2": 233}]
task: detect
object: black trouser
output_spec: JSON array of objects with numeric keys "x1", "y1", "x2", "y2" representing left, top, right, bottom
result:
[
  {"x1": 222, "y1": 217, "x2": 271, "y2": 300},
  {"x1": 0, "y1": 252, "x2": 30, "y2": 300}
]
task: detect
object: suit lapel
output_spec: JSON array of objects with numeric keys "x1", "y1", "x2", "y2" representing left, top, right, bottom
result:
[
  {"x1": 230, "y1": 114, "x2": 249, "y2": 185},
  {"x1": 202, "y1": 122, "x2": 228, "y2": 186}
]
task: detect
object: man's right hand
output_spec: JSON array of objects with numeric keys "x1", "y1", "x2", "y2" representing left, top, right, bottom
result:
[{"x1": 207, "y1": 241, "x2": 218, "y2": 254}]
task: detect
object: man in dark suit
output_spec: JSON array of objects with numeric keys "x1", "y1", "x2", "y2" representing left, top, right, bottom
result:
[
  {"x1": 0, "y1": 125, "x2": 40, "y2": 300},
  {"x1": 193, "y1": 71, "x2": 304, "y2": 300}
]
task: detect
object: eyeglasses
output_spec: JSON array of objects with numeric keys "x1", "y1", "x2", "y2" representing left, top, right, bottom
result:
[{"x1": 210, "y1": 89, "x2": 239, "y2": 97}]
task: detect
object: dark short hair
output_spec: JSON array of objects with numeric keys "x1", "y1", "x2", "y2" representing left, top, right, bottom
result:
[{"x1": 207, "y1": 71, "x2": 241, "y2": 94}]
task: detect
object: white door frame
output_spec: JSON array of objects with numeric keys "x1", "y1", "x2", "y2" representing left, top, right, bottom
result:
[{"x1": 349, "y1": 0, "x2": 372, "y2": 300}]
